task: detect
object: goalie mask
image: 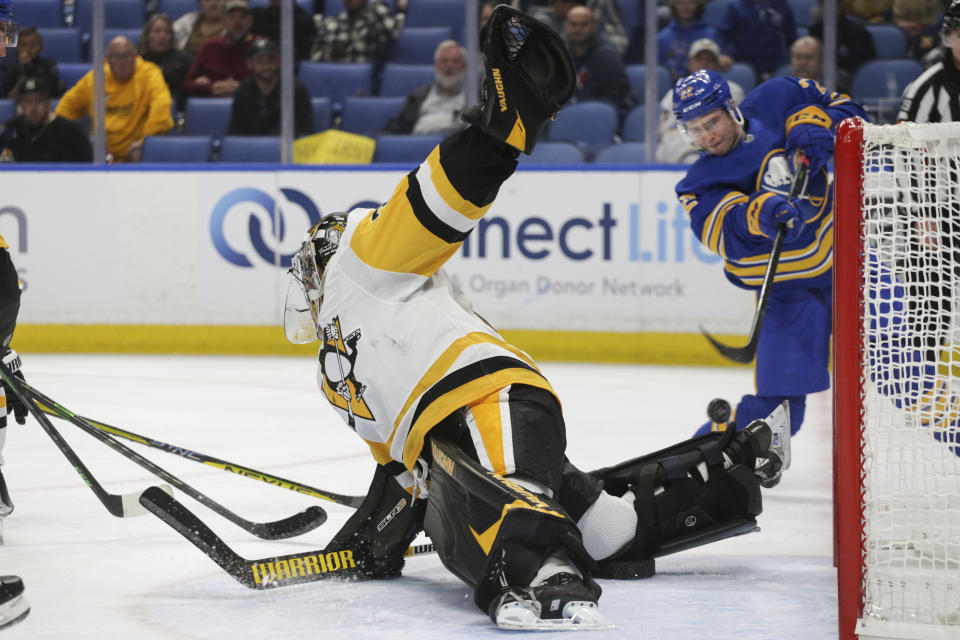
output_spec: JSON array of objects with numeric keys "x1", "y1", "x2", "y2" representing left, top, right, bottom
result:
[{"x1": 283, "y1": 213, "x2": 347, "y2": 344}]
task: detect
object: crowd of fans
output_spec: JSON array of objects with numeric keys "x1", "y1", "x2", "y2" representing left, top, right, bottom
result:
[{"x1": 0, "y1": 0, "x2": 951, "y2": 163}]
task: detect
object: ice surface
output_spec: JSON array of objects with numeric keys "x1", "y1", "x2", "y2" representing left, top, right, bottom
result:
[{"x1": 0, "y1": 355, "x2": 837, "y2": 639}]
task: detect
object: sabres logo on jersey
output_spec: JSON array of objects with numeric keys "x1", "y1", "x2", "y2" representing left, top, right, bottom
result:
[
  {"x1": 320, "y1": 316, "x2": 374, "y2": 428},
  {"x1": 757, "y1": 151, "x2": 828, "y2": 222}
]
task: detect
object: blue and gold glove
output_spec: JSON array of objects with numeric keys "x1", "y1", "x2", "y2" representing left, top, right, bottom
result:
[
  {"x1": 746, "y1": 192, "x2": 806, "y2": 243},
  {"x1": 785, "y1": 105, "x2": 834, "y2": 175}
]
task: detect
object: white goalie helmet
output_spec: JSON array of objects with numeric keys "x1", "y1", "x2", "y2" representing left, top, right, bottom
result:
[{"x1": 283, "y1": 213, "x2": 348, "y2": 344}]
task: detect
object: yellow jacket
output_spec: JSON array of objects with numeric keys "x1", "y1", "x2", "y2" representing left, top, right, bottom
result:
[{"x1": 55, "y1": 57, "x2": 173, "y2": 161}]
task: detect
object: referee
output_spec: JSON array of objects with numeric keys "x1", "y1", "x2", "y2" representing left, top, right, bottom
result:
[{"x1": 898, "y1": 1, "x2": 960, "y2": 123}]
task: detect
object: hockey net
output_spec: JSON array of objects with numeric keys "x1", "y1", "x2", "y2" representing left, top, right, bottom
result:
[{"x1": 835, "y1": 118, "x2": 960, "y2": 640}]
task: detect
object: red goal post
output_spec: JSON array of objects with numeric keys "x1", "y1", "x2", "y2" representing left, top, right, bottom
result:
[{"x1": 834, "y1": 117, "x2": 960, "y2": 640}]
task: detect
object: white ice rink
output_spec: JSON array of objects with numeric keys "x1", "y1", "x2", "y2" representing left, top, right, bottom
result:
[{"x1": 0, "y1": 354, "x2": 838, "y2": 639}]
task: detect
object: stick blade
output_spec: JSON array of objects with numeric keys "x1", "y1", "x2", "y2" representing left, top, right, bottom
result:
[
  {"x1": 698, "y1": 325, "x2": 756, "y2": 363},
  {"x1": 121, "y1": 483, "x2": 172, "y2": 517}
]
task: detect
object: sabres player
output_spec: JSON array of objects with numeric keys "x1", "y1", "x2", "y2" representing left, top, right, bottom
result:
[
  {"x1": 284, "y1": 6, "x2": 790, "y2": 630},
  {"x1": 673, "y1": 69, "x2": 867, "y2": 437}
]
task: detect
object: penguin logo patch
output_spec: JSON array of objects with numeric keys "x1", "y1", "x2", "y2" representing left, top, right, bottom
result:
[{"x1": 320, "y1": 316, "x2": 374, "y2": 428}]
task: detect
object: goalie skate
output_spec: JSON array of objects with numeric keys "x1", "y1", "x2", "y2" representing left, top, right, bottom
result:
[
  {"x1": 490, "y1": 573, "x2": 614, "y2": 631},
  {"x1": 0, "y1": 576, "x2": 29, "y2": 630}
]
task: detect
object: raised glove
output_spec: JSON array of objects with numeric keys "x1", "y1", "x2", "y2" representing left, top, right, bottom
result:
[
  {"x1": 1, "y1": 349, "x2": 25, "y2": 425},
  {"x1": 746, "y1": 193, "x2": 806, "y2": 243},
  {"x1": 784, "y1": 105, "x2": 834, "y2": 174}
]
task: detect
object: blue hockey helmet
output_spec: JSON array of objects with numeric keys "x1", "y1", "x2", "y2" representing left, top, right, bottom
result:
[{"x1": 672, "y1": 69, "x2": 735, "y2": 123}]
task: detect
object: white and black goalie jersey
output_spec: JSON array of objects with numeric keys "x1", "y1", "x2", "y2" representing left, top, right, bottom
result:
[{"x1": 314, "y1": 143, "x2": 555, "y2": 476}]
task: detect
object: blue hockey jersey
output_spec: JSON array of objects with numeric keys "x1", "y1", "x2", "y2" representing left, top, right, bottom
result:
[{"x1": 675, "y1": 76, "x2": 868, "y2": 291}]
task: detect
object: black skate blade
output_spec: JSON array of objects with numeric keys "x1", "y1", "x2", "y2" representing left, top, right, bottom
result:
[{"x1": 593, "y1": 556, "x2": 656, "y2": 580}]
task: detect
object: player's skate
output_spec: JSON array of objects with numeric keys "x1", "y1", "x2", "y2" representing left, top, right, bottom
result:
[
  {"x1": 730, "y1": 401, "x2": 792, "y2": 488},
  {"x1": 0, "y1": 575, "x2": 29, "y2": 630},
  {"x1": 489, "y1": 571, "x2": 613, "y2": 631}
]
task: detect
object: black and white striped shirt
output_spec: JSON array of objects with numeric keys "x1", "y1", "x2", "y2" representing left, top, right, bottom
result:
[{"x1": 898, "y1": 50, "x2": 960, "y2": 123}]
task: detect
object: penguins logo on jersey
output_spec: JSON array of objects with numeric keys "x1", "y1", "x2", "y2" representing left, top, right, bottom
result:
[{"x1": 319, "y1": 317, "x2": 375, "y2": 427}]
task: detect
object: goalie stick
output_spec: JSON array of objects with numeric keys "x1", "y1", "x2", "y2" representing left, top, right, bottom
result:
[
  {"x1": 0, "y1": 360, "x2": 165, "y2": 518},
  {"x1": 699, "y1": 154, "x2": 811, "y2": 363},
  {"x1": 36, "y1": 403, "x2": 364, "y2": 508},
  {"x1": 139, "y1": 485, "x2": 435, "y2": 589},
  {"x1": 18, "y1": 377, "x2": 328, "y2": 540}
]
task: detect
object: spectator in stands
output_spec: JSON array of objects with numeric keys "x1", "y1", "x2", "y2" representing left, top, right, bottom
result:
[
  {"x1": 313, "y1": 0, "x2": 402, "y2": 64},
  {"x1": 809, "y1": 0, "x2": 876, "y2": 83},
  {"x1": 251, "y1": 0, "x2": 318, "y2": 65},
  {"x1": 564, "y1": 5, "x2": 632, "y2": 120},
  {"x1": 183, "y1": 0, "x2": 260, "y2": 97},
  {"x1": 227, "y1": 39, "x2": 313, "y2": 136},
  {"x1": 0, "y1": 27, "x2": 63, "y2": 98},
  {"x1": 139, "y1": 14, "x2": 192, "y2": 110},
  {"x1": 656, "y1": 37, "x2": 744, "y2": 164},
  {"x1": 174, "y1": 0, "x2": 227, "y2": 56},
  {"x1": 717, "y1": 0, "x2": 797, "y2": 81},
  {"x1": 531, "y1": 0, "x2": 629, "y2": 55},
  {"x1": 0, "y1": 75, "x2": 92, "y2": 162},
  {"x1": 383, "y1": 40, "x2": 468, "y2": 135},
  {"x1": 658, "y1": 0, "x2": 729, "y2": 82},
  {"x1": 845, "y1": 0, "x2": 893, "y2": 23},
  {"x1": 894, "y1": 0, "x2": 943, "y2": 61},
  {"x1": 55, "y1": 36, "x2": 173, "y2": 162},
  {"x1": 899, "y1": 0, "x2": 960, "y2": 123},
  {"x1": 790, "y1": 35, "x2": 824, "y2": 83}
]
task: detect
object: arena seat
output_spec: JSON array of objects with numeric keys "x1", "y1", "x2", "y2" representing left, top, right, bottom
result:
[
  {"x1": 142, "y1": 135, "x2": 212, "y2": 162},
  {"x1": 404, "y1": 0, "x2": 465, "y2": 43},
  {"x1": 340, "y1": 96, "x2": 405, "y2": 136},
  {"x1": 0, "y1": 99, "x2": 14, "y2": 123},
  {"x1": 703, "y1": 0, "x2": 734, "y2": 26},
  {"x1": 518, "y1": 141, "x2": 585, "y2": 164},
  {"x1": 722, "y1": 62, "x2": 757, "y2": 94},
  {"x1": 390, "y1": 27, "x2": 453, "y2": 64},
  {"x1": 103, "y1": 28, "x2": 142, "y2": 48},
  {"x1": 298, "y1": 62, "x2": 374, "y2": 110},
  {"x1": 219, "y1": 136, "x2": 282, "y2": 163},
  {"x1": 622, "y1": 105, "x2": 648, "y2": 142},
  {"x1": 57, "y1": 62, "x2": 92, "y2": 89},
  {"x1": 182, "y1": 98, "x2": 233, "y2": 137},
  {"x1": 312, "y1": 97, "x2": 332, "y2": 132},
  {"x1": 159, "y1": 0, "x2": 198, "y2": 21},
  {"x1": 40, "y1": 28, "x2": 84, "y2": 64},
  {"x1": 14, "y1": 0, "x2": 63, "y2": 28},
  {"x1": 73, "y1": 0, "x2": 146, "y2": 30},
  {"x1": 593, "y1": 142, "x2": 648, "y2": 164},
  {"x1": 378, "y1": 63, "x2": 434, "y2": 97},
  {"x1": 788, "y1": 0, "x2": 817, "y2": 28},
  {"x1": 373, "y1": 134, "x2": 443, "y2": 163},
  {"x1": 626, "y1": 64, "x2": 672, "y2": 105},
  {"x1": 546, "y1": 101, "x2": 619, "y2": 156},
  {"x1": 866, "y1": 24, "x2": 908, "y2": 59}
]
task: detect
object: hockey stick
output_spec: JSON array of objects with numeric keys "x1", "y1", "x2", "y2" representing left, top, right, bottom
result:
[
  {"x1": 0, "y1": 360, "x2": 164, "y2": 518},
  {"x1": 139, "y1": 485, "x2": 436, "y2": 589},
  {"x1": 35, "y1": 403, "x2": 365, "y2": 508},
  {"x1": 18, "y1": 378, "x2": 328, "y2": 540},
  {"x1": 699, "y1": 155, "x2": 811, "y2": 363}
]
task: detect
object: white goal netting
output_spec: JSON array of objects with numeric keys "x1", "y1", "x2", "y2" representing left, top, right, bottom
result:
[{"x1": 857, "y1": 122, "x2": 960, "y2": 639}]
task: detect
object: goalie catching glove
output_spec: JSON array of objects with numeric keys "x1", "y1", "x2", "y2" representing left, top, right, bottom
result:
[{"x1": 463, "y1": 4, "x2": 575, "y2": 155}]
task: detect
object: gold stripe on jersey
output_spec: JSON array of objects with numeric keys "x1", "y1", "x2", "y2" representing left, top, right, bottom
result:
[
  {"x1": 746, "y1": 192, "x2": 778, "y2": 237},
  {"x1": 402, "y1": 367, "x2": 554, "y2": 470},
  {"x1": 350, "y1": 177, "x2": 461, "y2": 278},
  {"x1": 699, "y1": 192, "x2": 748, "y2": 255},
  {"x1": 726, "y1": 216, "x2": 833, "y2": 285},
  {"x1": 393, "y1": 331, "x2": 541, "y2": 434},
  {"x1": 425, "y1": 147, "x2": 494, "y2": 222},
  {"x1": 784, "y1": 105, "x2": 832, "y2": 134}
]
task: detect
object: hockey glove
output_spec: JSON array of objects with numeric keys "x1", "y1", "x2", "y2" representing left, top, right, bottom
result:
[
  {"x1": 0, "y1": 350, "x2": 26, "y2": 425},
  {"x1": 784, "y1": 105, "x2": 834, "y2": 175},
  {"x1": 746, "y1": 192, "x2": 806, "y2": 244}
]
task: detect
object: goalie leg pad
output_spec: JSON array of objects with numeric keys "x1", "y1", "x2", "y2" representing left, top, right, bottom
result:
[
  {"x1": 588, "y1": 429, "x2": 766, "y2": 577},
  {"x1": 324, "y1": 463, "x2": 426, "y2": 578},
  {"x1": 422, "y1": 437, "x2": 599, "y2": 614},
  {"x1": 467, "y1": 5, "x2": 575, "y2": 154}
]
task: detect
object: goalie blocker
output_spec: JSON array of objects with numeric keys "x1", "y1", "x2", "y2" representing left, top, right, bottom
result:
[{"x1": 333, "y1": 403, "x2": 789, "y2": 621}]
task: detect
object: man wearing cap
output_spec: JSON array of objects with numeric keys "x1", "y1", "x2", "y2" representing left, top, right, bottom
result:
[
  {"x1": 0, "y1": 75, "x2": 91, "y2": 162},
  {"x1": 184, "y1": 0, "x2": 261, "y2": 97},
  {"x1": 563, "y1": 5, "x2": 632, "y2": 121},
  {"x1": 227, "y1": 38, "x2": 312, "y2": 136},
  {"x1": 656, "y1": 38, "x2": 744, "y2": 164},
  {"x1": 55, "y1": 36, "x2": 172, "y2": 162}
]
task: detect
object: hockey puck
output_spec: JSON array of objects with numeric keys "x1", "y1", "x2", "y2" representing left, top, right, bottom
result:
[{"x1": 707, "y1": 398, "x2": 731, "y2": 423}]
